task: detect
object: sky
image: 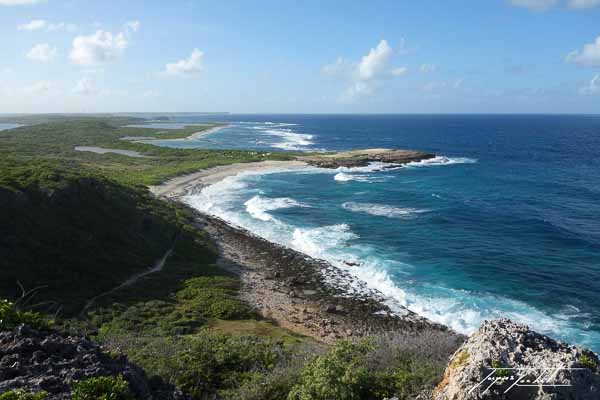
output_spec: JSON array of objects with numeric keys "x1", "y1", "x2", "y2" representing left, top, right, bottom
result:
[{"x1": 0, "y1": 0, "x2": 599, "y2": 114}]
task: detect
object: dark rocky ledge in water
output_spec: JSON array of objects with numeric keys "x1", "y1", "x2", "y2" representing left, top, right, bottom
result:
[{"x1": 297, "y1": 148, "x2": 436, "y2": 168}]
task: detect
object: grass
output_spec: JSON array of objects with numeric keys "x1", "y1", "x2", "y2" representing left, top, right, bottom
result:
[{"x1": 0, "y1": 119, "x2": 296, "y2": 186}]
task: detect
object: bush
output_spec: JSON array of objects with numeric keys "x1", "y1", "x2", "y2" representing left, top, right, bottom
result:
[
  {"x1": 0, "y1": 390, "x2": 47, "y2": 400},
  {"x1": 0, "y1": 299, "x2": 49, "y2": 331},
  {"x1": 287, "y1": 340, "x2": 376, "y2": 400},
  {"x1": 103, "y1": 333, "x2": 284, "y2": 399},
  {"x1": 71, "y1": 375, "x2": 133, "y2": 400},
  {"x1": 579, "y1": 354, "x2": 597, "y2": 370},
  {"x1": 176, "y1": 276, "x2": 254, "y2": 320}
]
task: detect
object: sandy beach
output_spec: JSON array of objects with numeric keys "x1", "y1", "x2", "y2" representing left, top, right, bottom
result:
[{"x1": 149, "y1": 160, "x2": 307, "y2": 198}]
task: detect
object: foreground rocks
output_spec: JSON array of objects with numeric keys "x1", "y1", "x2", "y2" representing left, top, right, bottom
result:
[
  {"x1": 434, "y1": 319, "x2": 600, "y2": 400},
  {"x1": 298, "y1": 148, "x2": 435, "y2": 168},
  {"x1": 0, "y1": 325, "x2": 185, "y2": 400}
]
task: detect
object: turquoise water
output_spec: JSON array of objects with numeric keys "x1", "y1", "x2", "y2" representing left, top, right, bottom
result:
[
  {"x1": 0, "y1": 124, "x2": 23, "y2": 131},
  {"x1": 153, "y1": 114, "x2": 600, "y2": 351}
]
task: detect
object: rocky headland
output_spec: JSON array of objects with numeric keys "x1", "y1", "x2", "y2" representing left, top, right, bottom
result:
[{"x1": 298, "y1": 148, "x2": 436, "y2": 168}]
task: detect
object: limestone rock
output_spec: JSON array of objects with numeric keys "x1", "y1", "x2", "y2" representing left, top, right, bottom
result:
[{"x1": 434, "y1": 319, "x2": 600, "y2": 400}]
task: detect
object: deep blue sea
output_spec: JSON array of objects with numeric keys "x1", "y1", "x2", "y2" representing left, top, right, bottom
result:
[{"x1": 140, "y1": 114, "x2": 600, "y2": 351}]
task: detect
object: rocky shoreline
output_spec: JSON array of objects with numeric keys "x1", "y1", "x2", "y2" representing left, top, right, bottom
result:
[
  {"x1": 298, "y1": 148, "x2": 435, "y2": 168},
  {"x1": 187, "y1": 207, "x2": 463, "y2": 344}
]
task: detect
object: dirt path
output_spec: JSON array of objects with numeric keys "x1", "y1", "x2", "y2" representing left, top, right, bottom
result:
[{"x1": 80, "y1": 239, "x2": 177, "y2": 315}]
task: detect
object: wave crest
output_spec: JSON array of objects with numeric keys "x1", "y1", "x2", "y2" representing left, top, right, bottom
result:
[{"x1": 342, "y1": 202, "x2": 428, "y2": 218}]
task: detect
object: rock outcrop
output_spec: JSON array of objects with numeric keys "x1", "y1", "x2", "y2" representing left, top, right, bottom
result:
[
  {"x1": 298, "y1": 148, "x2": 435, "y2": 168},
  {"x1": 434, "y1": 319, "x2": 600, "y2": 400},
  {"x1": 0, "y1": 325, "x2": 186, "y2": 400}
]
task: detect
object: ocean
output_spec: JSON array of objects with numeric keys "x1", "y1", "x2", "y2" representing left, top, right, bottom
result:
[{"x1": 146, "y1": 114, "x2": 600, "y2": 351}]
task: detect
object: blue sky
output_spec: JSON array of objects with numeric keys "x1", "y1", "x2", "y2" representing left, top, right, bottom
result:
[{"x1": 1, "y1": 0, "x2": 599, "y2": 113}]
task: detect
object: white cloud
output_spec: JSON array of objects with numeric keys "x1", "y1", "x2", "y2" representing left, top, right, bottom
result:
[
  {"x1": 508, "y1": 0, "x2": 558, "y2": 11},
  {"x1": 125, "y1": 20, "x2": 140, "y2": 32},
  {"x1": 161, "y1": 48, "x2": 204, "y2": 77},
  {"x1": 70, "y1": 30, "x2": 128, "y2": 66},
  {"x1": 2, "y1": 67, "x2": 13, "y2": 74},
  {"x1": 26, "y1": 43, "x2": 57, "y2": 62},
  {"x1": 20, "y1": 80, "x2": 52, "y2": 95},
  {"x1": 18, "y1": 19, "x2": 46, "y2": 31},
  {"x1": 356, "y1": 39, "x2": 392, "y2": 80},
  {"x1": 18, "y1": 19, "x2": 76, "y2": 32},
  {"x1": 420, "y1": 64, "x2": 437, "y2": 73},
  {"x1": 0, "y1": 0, "x2": 46, "y2": 5},
  {"x1": 566, "y1": 36, "x2": 600, "y2": 66},
  {"x1": 567, "y1": 0, "x2": 600, "y2": 9},
  {"x1": 72, "y1": 77, "x2": 97, "y2": 96},
  {"x1": 391, "y1": 67, "x2": 408, "y2": 76},
  {"x1": 323, "y1": 39, "x2": 401, "y2": 102},
  {"x1": 580, "y1": 74, "x2": 600, "y2": 94}
]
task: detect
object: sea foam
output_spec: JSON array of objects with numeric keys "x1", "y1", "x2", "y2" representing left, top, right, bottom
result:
[{"x1": 342, "y1": 202, "x2": 428, "y2": 218}]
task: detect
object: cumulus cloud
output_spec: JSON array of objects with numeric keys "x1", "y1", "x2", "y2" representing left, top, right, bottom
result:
[
  {"x1": 566, "y1": 36, "x2": 600, "y2": 66},
  {"x1": 567, "y1": 0, "x2": 600, "y2": 8},
  {"x1": 161, "y1": 48, "x2": 204, "y2": 77},
  {"x1": 580, "y1": 74, "x2": 600, "y2": 94},
  {"x1": 26, "y1": 43, "x2": 57, "y2": 62},
  {"x1": 323, "y1": 39, "x2": 406, "y2": 102},
  {"x1": 0, "y1": 0, "x2": 46, "y2": 5},
  {"x1": 70, "y1": 30, "x2": 128, "y2": 66},
  {"x1": 356, "y1": 40, "x2": 392, "y2": 80},
  {"x1": 508, "y1": 0, "x2": 558, "y2": 11}
]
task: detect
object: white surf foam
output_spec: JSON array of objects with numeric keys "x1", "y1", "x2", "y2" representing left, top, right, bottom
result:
[
  {"x1": 333, "y1": 172, "x2": 374, "y2": 182},
  {"x1": 264, "y1": 128, "x2": 314, "y2": 151},
  {"x1": 183, "y1": 164, "x2": 596, "y2": 349},
  {"x1": 343, "y1": 202, "x2": 428, "y2": 218},
  {"x1": 404, "y1": 156, "x2": 477, "y2": 167},
  {"x1": 245, "y1": 195, "x2": 309, "y2": 222}
]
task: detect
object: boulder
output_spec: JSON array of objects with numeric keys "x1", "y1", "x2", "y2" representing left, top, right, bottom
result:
[{"x1": 434, "y1": 319, "x2": 600, "y2": 400}]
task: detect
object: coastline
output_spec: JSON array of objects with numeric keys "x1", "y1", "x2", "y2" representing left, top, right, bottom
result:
[
  {"x1": 152, "y1": 161, "x2": 463, "y2": 343},
  {"x1": 149, "y1": 160, "x2": 307, "y2": 198},
  {"x1": 185, "y1": 123, "x2": 232, "y2": 140},
  {"x1": 132, "y1": 123, "x2": 232, "y2": 144}
]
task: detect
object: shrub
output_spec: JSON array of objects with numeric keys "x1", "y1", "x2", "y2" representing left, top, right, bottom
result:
[
  {"x1": 103, "y1": 333, "x2": 283, "y2": 399},
  {"x1": 176, "y1": 276, "x2": 254, "y2": 320},
  {"x1": 0, "y1": 390, "x2": 47, "y2": 400},
  {"x1": 287, "y1": 340, "x2": 375, "y2": 400},
  {"x1": 579, "y1": 354, "x2": 597, "y2": 370},
  {"x1": 71, "y1": 375, "x2": 133, "y2": 400},
  {"x1": 0, "y1": 299, "x2": 49, "y2": 331}
]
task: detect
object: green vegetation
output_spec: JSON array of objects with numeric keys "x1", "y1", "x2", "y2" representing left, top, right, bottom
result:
[
  {"x1": 71, "y1": 375, "x2": 133, "y2": 400},
  {"x1": 0, "y1": 390, "x2": 47, "y2": 400},
  {"x1": 0, "y1": 162, "x2": 215, "y2": 315},
  {"x1": 579, "y1": 354, "x2": 597, "y2": 370},
  {"x1": 0, "y1": 299, "x2": 49, "y2": 331},
  {"x1": 491, "y1": 359, "x2": 511, "y2": 378},
  {"x1": 0, "y1": 116, "x2": 454, "y2": 400},
  {"x1": 0, "y1": 119, "x2": 294, "y2": 186}
]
